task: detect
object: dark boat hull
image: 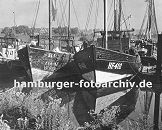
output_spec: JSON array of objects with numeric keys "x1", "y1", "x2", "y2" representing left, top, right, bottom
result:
[
  {"x1": 18, "y1": 46, "x2": 73, "y2": 81},
  {"x1": 74, "y1": 45, "x2": 141, "y2": 82},
  {"x1": 20, "y1": 45, "x2": 141, "y2": 127},
  {"x1": 0, "y1": 59, "x2": 28, "y2": 90},
  {"x1": 40, "y1": 71, "x2": 140, "y2": 127},
  {"x1": 39, "y1": 51, "x2": 141, "y2": 126}
]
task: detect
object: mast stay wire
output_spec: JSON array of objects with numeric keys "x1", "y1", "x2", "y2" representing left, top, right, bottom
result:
[
  {"x1": 33, "y1": 0, "x2": 40, "y2": 29},
  {"x1": 85, "y1": 0, "x2": 93, "y2": 30},
  {"x1": 94, "y1": 0, "x2": 99, "y2": 29},
  {"x1": 106, "y1": 0, "x2": 113, "y2": 31},
  {"x1": 31, "y1": 0, "x2": 38, "y2": 28},
  {"x1": 71, "y1": 0, "x2": 80, "y2": 29},
  {"x1": 122, "y1": 0, "x2": 129, "y2": 29},
  {"x1": 110, "y1": 19, "x2": 114, "y2": 31},
  {"x1": 58, "y1": 0, "x2": 68, "y2": 27},
  {"x1": 85, "y1": 0, "x2": 95, "y2": 30},
  {"x1": 108, "y1": 11, "x2": 114, "y2": 31},
  {"x1": 32, "y1": 0, "x2": 40, "y2": 32},
  {"x1": 60, "y1": 0, "x2": 68, "y2": 26},
  {"x1": 121, "y1": 0, "x2": 133, "y2": 37},
  {"x1": 120, "y1": 0, "x2": 128, "y2": 32},
  {"x1": 152, "y1": 0, "x2": 158, "y2": 34},
  {"x1": 121, "y1": 10, "x2": 130, "y2": 36},
  {"x1": 139, "y1": 2, "x2": 148, "y2": 39}
]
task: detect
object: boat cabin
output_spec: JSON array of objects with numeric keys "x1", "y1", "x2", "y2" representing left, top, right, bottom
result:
[{"x1": 94, "y1": 30, "x2": 133, "y2": 53}]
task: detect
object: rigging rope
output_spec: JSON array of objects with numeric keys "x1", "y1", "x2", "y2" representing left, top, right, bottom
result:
[
  {"x1": 31, "y1": 0, "x2": 38, "y2": 27},
  {"x1": 58, "y1": 0, "x2": 68, "y2": 27},
  {"x1": 106, "y1": 0, "x2": 113, "y2": 30},
  {"x1": 139, "y1": 0, "x2": 158, "y2": 40},
  {"x1": 152, "y1": 0, "x2": 158, "y2": 34},
  {"x1": 85, "y1": 0, "x2": 95, "y2": 30},
  {"x1": 32, "y1": 0, "x2": 40, "y2": 33},
  {"x1": 71, "y1": 0, "x2": 80, "y2": 29},
  {"x1": 121, "y1": 10, "x2": 130, "y2": 37},
  {"x1": 94, "y1": 0, "x2": 99, "y2": 29},
  {"x1": 139, "y1": 3, "x2": 149, "y2": 39},
  {"x1": 60, "y1": 0, "x2": 68, "y2": 26},
  {"x1": 108, "y1": 13, "x2": 114, "y2": 31},
  {"x1": 144, "y1": 20, "x2": 149, "y2": 39}
]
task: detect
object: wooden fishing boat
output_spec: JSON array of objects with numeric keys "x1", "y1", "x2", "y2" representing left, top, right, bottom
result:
[
  {"x1": 74, "y1": 45, "x2": 141, "y2": 84},
  {"x1": 17, "y1": 0, "x2": 79, "y2": 82},
  {"x1": 18, "y1": 45, "x2": 73, "y2": 81},
  {"x1": 37, "y1": 0, "x2": 142, "y2": 127},
  {"x1": 0, "y1": 37, "x2": 28, "y2": 90}
]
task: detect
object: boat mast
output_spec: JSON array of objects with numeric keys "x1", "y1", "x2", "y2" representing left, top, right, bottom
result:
[
  {"x1": 49, "y1": 0, "x2": 51, "y2": 50},
  {"x1": 68, "y1": 0, "x2": 70, "y2": 40},
  {"x1": 118, "y1": 0, "x2": 121, "y2": 32},
  {"x1": 114, "y1": 0, "x2": 116, "y2": 32},
  {"x1": 114, "y1": 0, "x2": 122, "y2": 32},
  {"x1": 103, "y1": 0, "x2": 108, "y2": 49},
  {"x1": 118, "y1": 0, "x2": 122, "y2": 51}
]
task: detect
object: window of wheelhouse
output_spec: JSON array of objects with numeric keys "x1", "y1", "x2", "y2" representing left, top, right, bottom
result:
[{"x1": 58, "y1": 36, "x2": 75, "y2": 53}]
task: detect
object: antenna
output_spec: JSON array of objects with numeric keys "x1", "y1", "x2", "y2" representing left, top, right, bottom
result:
[{"x1": 13, "y1": 12, "x2": 16, "y2": 27}]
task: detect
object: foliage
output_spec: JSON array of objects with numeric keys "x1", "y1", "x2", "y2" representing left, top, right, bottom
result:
[
  {"x1": 1, "y1": 25, "x2": 32, "y2": 37},
  {"x1": 81, "y1": 106, "x2": 123, "y2": 130},
  {"x1": 14, "y1": 25, "x2": 32, "y2": 35},
  {"x1": 1, "y1": 27, "x2": 15, "y2": 38},
  {"x1": 52, "y1": 26, "x2": 68, "y2": 35},
  {"x1": 0, "y1": 88, "x2": 154, "y2": 130},
  {"x1": 71, "y1": 27, "x2": 79, "y2": 35},
  {"x1": 79, "y1": 33, "x2": 94, "y2": 42},
  {"x1": 136, "y1": 114, "x2": 153, "y2": 130},
  {"x1": 52, "y1": 26, "x2": 79, "y2": 35}
]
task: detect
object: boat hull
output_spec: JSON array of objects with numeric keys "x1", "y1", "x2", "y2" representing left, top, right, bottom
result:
[
  {"x1": 0, "y1": 59, "x2": 28, "y2": 90},
  {"x1": 74, "y1": 45, "x2": 141, "y2": 82},
  {"x1": 39, "y1": 73, "x2": 140, "y2": 127},
  {"x1": 29, "y1": 45, "x2": 141, "y2": 127},
  {"x1": 18, "y1": 46, "x2": 73, "y2": 81}
]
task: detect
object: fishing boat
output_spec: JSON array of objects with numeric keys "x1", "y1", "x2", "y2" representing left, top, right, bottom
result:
[
  {"x1": 17, "y1": 0, "x2": 78, "y2": 82},
  {"x1": 37, "y1": 0, "x2": 142, "y2": 128},
  {"x1": 73, "y1": 0, "x2": 141, "y2": 86},
  {"x1": 136, "y1": 0, "x2": 158, "y2": 69},
  {"x1": 0, "y1": 37, "x2": 28, "y2": 87},
  {"x1": 137, "y1": 0, "x2": 159, "y2": 127},
  {"x1": 39, "y1": 66, "x2": 141, "y2": 128}
]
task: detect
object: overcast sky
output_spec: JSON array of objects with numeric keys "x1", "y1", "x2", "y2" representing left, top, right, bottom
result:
[{"x1": 0, "y1": 0, "x2": 161, "y2": 31}]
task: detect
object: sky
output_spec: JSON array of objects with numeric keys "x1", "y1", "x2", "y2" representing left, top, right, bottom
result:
[{"x1": 0, "y1": 0, "x2": 162, "y2": 32}]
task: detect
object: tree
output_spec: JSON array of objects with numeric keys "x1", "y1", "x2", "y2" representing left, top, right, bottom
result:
[
  {"x1": 1, "y1": 27, "x2": 15, "y2": 38},
  {"x1": 1, "y1": 25, "x2": 32, "y2": 37},
  {"x1": 15, "y1": 25, "x2": 32, "y2": 35},
  {"x1": 71, "y1": 27, "x2": 79, "y2": 35}
]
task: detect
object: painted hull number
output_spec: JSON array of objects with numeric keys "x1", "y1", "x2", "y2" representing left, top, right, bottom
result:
[{"x1": 107, "y1": 62, "x2": 123, "y2": 69}]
